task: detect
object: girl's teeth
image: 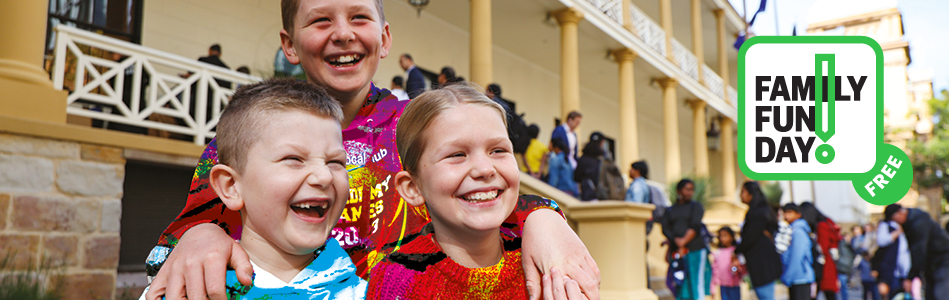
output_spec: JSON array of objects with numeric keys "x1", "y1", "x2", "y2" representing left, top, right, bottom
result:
[{"x1": 464, "y1": 190, "x2": 498, "y2": 201}]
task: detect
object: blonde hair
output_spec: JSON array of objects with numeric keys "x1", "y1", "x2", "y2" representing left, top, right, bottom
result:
[
  {"x1": 217, "y1": 78, "x2": 343, "y2": 173},
  {"x1": 396, "y1": 83, "x2": 508, "y2": 175}
]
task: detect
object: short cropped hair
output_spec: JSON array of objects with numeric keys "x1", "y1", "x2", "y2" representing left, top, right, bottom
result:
[
  {"x1": 567, "y1": 111, "x2": 582, "y2": 120},
  {"x1": 401, "y1": 53, "x2": 413, "y2": 61},
  {"x1": 486, "y1": 83, "x2": 502, "y2": 97},
  {"x1": 631, "y1": 160, "x2": 649, "y2": 179},
  {"x1": 397, "y1": 83, "x2": 506, "y2": 175},
  {"x1": 282, "y1": 0, "x2": 385, "y2": 34},
  {"x1": 884, "y1": 204, "x2": 903, "y2": 221},
  {"x1": 392, "y1": 76, "x2": 404, "y2": 87},
  {"x1": 440, "y1": 67, "x2": 457, "y2": 81},
  {"x1": 527, "y1": 124, "x2": 539, "y2": 139},
  {"x1": 210, "y1": 44, "x2": 221, "y2": 52},
  {"x1": 782, "y1": 203, "x2": 800, "y2": 213},
  {"x1": 551, "y1": 138, "x2": 569, "y2": 153},
  {"x1": 217, "y1": 78, "x2": 343, "y2": 173}
]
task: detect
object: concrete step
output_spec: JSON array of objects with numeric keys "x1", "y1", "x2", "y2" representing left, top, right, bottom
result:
[{"x1": 649, "y1": 276, "x2": 675, "y2": 300}]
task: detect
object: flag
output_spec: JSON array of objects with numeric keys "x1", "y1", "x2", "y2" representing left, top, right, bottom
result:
[
  {"x1": 735, "y1": 0, "x2": 767, "y2": 50},
  {"x1": 749, "y1": 0, "x2": 768, "y2": 26},
  {"x1": 792, "y1": 23, "x2": 797, "y2": 36}
]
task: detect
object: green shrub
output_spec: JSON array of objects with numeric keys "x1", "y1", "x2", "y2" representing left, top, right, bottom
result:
[
  {"x1": 667, "y1": 175, "x2": 711, "y2": 208},
  {"x1": 0, "y1": 256, "x2": 64, "y2": 300}
]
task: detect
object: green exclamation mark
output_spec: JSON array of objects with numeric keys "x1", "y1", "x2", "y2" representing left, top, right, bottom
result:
[{"x1": 815, "y1": 54, "x2": 836, "y2": 164}]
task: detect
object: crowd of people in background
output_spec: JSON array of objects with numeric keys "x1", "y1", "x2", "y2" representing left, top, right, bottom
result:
[
  {"x1": 386, "y1": 54, "x2": 949, "y2": 300},
  {"x1": 664, "y1": 180, "x2": 949, "y2": 300},
  {"x1": 391, "y1": 53, "x2": 639, "y2": 204}
]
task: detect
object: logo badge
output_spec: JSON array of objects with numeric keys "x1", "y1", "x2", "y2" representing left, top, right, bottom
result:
[{"x1": 738, "y1": 36, "x2": 911, "y2": 205}]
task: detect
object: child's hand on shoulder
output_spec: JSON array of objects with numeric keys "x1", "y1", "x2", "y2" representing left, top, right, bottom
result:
[
  {"x1": 523, "y1": 210, "x2": 600, "y2": 300},
  {"x1": 542, "y1": 267, "x2": 588, "y2": 300}
]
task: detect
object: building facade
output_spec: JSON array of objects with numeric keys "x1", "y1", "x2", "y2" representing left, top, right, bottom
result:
[{"x1": 1, "y1": 0, "x2": 748, "y2": 298}]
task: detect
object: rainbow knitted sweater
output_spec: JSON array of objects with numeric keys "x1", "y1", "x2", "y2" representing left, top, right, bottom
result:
[{"x1": 367, "y1": 224, "x2": 528, "y2": 300}]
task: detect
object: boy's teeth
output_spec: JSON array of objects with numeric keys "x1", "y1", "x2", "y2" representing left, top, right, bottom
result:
[
  {"x1": 331, "y1": 54, "x2": 361, "y2": 65},
  {"x1": 463, "y1": 190, "x2": 498, "y2": 202},
  {"x1": 291, "y1": 202, "x2": 330, "y2": 217}
]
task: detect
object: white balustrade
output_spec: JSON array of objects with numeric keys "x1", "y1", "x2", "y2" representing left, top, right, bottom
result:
[
  {"x1": 672, "y1": 39, "x2": 699, "y2": 81},
  {"x1": 51, "y1": 25, "x2": 262, "y2": 145},
  {"x1": 727, "y1": 86, "x2": 738, "y2": 106},
  {"x1": 628, "y1": 4, "x2": 666, "y2": 57},
  {"x1": 702, "y1": 64, "x2": 724, "y2": 100},
  {"x1": 585, "y1": 0, "x2": 623, "y2": 24}
]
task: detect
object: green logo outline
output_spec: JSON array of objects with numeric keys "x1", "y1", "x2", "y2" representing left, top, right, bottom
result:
[{"x1": 737, "y1": 35, "x2": 884, "y2": 180}]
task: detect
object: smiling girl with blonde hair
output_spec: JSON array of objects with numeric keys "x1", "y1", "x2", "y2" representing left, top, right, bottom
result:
[{"x1": 367, "y1": 83, "x2": 588, "y2": 299}]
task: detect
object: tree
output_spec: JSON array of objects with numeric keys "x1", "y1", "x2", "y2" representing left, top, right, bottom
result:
[{"x1": 908, "y1": 90, "x2": 949, "y2": 188}]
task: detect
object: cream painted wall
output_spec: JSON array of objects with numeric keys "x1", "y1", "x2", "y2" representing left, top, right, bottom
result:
[
  {"x1": 492, "y1": 46, "x2": 562, "y2": 142},
  {"x1": 374, "y1": 0, "x2": 470, "y2": 94},
  {"x1": 136, "y1": 0, "x2": 733, "y2": 187},
  {"x1": 374, "y1": 0, "x2": 630, "y2": 157},
  {"x1": 141, "y1": 0, "x2": 283, "y2": 78}
]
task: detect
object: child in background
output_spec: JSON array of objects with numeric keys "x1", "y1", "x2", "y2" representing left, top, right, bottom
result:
[
  {"x1": 521, "y1": 124, "x2": 548, "y2": 179},
  {"x1": 711, "y1": 227, "x2": 744, "y2": 300},
  {"x1": 142, "y1": 79, "x2": 366, "y2": 299},
  {"x1": 781, "y1": 203, "x2": 815, "y2": 300},
  {"x1": 547, "y1": 138, "x2": 579, "y2": 196},
  {"x1": 661, "y1": 179, "x2": 711, "y2": 300},
  {"x1": 856, "y1": 250, "x2": 879, "y2": 300},
  {"x1": 367, "y1": 84, "x2": 585, "y2": 299}
]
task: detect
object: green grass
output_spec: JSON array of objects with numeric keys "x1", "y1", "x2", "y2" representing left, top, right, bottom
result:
[{"x1": 0, "y1": 255, "x2": 64, "y2": 300}]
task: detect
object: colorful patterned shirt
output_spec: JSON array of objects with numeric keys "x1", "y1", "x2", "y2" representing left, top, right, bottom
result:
[
  {"x1": 367, "y1": 195, "x2": 560, "y2": 299},
  {"x1": 141, "y1": 239, "x2": 366, "y2": 300},
  {"x1": 146, "y1": 84, "x2": 560, "y2": 280}
]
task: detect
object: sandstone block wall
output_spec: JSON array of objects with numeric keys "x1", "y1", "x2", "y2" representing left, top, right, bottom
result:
[{"x1": 0, "y1": 133, "x2": 125, "y2": 300}]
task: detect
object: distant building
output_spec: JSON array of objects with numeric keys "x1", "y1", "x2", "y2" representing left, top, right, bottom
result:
[{"x1": 776, "y1": 0, "x2": 937, "y2": 225}]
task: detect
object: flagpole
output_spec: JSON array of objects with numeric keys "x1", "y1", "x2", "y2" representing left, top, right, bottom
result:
[
  {"x1": 773, "y1": 0, "x2": 779, "y2": 35},
  {"x1": 743, "y1": 0, "x2": 749, "y2": 26}
]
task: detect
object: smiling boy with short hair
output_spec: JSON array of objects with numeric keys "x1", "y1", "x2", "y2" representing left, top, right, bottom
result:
[{"x1": 143, "y1": 78, "x2": 367, "y2": 299}]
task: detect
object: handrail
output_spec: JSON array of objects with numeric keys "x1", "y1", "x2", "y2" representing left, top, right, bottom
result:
[
  {"x1": 518, "y1": 173, "x2": 583, "y2": 229},
  {"x1": 585, "y1": 0, "x2": 623, "y2": 24},
  {"x1": 51, "y1": 25, "x2": 262, "y2": 145}
]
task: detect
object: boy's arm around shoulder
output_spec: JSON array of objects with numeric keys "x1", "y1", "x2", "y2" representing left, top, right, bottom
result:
[
  {"x1": 144, "y1": 139, "x2": 254, "y2": 300},
  {"x1": 515, "y1": 194, "x2": 601, "y2": 300}
]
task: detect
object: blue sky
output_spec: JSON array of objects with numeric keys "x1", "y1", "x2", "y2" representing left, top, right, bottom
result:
[{"x1": 727, "y1": 0, "x2": 949, "y2": 94}]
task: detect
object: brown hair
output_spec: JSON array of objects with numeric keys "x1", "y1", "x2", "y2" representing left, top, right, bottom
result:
[
  {"x1": 396, "y1": 83, "x2": 507, "y2": 175},
  {"x1": 567, "y1": 111, "x2": 582, "y2": 120},
  {"x1": 282, "y1": 0, "x2": 386, "y2": 35},
  {"x1": 216, "y1": 78, "x2": 343, "y2": 173}
]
